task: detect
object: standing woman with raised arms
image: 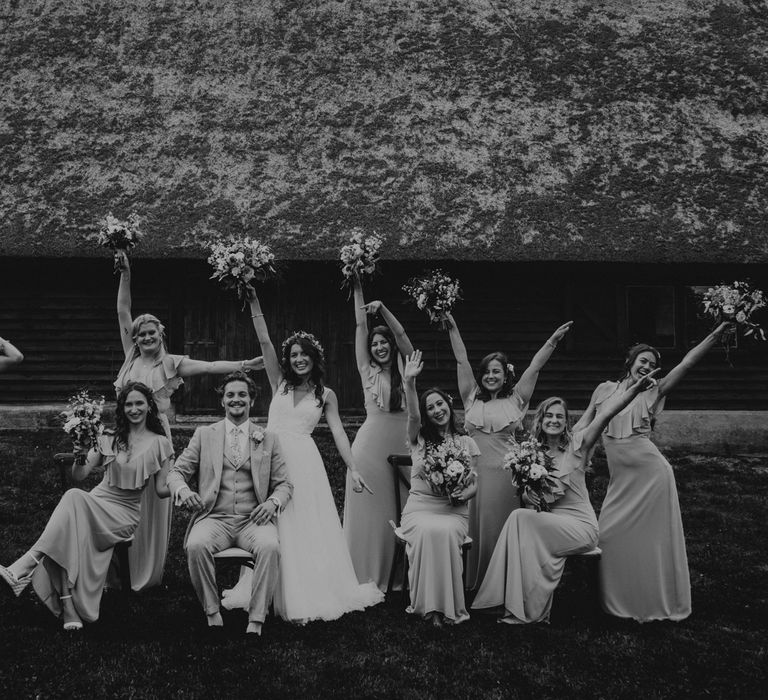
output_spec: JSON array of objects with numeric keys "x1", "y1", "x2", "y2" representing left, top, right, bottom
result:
[
  {"x1": 114, "y1": 250, "x2": 263, "y2": 590},
  {"x1": 343, "y1": 274, "x2": 414, "y2": 589},
  {"x1": 443, "y1": 311, "x2": 572, "y2": 589},
  {"x1": 578, "y1": 322, "x2": 733, "y2": 621},
  {"x1": 0, "y1": 336, "x2": 24, "y2": 371}
]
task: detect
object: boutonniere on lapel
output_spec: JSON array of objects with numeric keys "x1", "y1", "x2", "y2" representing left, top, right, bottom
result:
[{"x1": 250, "y1": 426, "x2": 266, "y2": 447}]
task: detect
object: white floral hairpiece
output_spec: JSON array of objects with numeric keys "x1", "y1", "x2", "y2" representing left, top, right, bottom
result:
[{"x1": 281, "y1": 330, "x2": 325, "y2": 359}]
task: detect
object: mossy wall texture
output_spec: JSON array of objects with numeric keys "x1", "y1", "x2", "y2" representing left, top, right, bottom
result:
[{"x1": 2, "y1": 0, "x2": 767, "y2": 261}]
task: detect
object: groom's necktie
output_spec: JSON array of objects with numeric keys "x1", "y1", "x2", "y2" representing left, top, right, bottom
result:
[{"x1": 229, "y1": 426, "x2": 243, "y2": 467}]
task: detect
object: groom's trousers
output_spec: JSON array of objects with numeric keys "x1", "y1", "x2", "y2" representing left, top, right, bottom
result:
[{"x1": 186, "y1": 514, "x2": 279, "y2": 623}]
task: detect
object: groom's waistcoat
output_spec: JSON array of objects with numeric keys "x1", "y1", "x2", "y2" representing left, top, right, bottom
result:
[{"x1": 212, "y1": 454, "x2": 257, "y2": 515}]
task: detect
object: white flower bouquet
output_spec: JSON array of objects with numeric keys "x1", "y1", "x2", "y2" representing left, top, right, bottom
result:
[
  {"x1": 402, "y1": 269, "x2": 462, "y2": 328},
  {"x1": 421, "y1": 438, "x2": 474, "y2": 505},
  {"x1": 700, "y1": 281, "x2": 766, "y2": 340},
  {"x1": 61, "y1": 390, "x2": 105, "y2": 465},
  {"x1": 339, "y1": 229, "x2": 383, "y2": 289},
  {"x1": 88, "y1": 213, "x2": 144, "y2": 274},
  {"x1": 207, "y1": 237, "x2": 276, "y2": 302},
  {"x1": 502, "y1": 435, "x2": 561, "y2": 512}
]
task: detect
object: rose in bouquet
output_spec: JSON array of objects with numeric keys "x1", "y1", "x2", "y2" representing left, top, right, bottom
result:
[
  {"x1": 88, "y1": 213, "x2": 144, "y2": 274},
  {"x1": 62, "y1": 390, "x2": 105, "y2": 465},
  {"x1": 502, "y1": 435, "x2": 561, "y2": 512},
  {"x1": 207, "y1": 237, "x2": 276, "y2": 303},
  {"x1": 402, "y1": 269, "x2": 462, "y2": 328},
  {"x1": 699, "y1": 281, "x2": 766, "y2": 359},
  {"x1": 421, "y1": 438, "x2": 475, "y2": 505},
  {"x1": 339, "y1": 229, "x2": 383, "y2": 290}
]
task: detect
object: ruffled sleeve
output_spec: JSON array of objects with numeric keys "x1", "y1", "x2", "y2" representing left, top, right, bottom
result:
[
  {"x1": 463, "y1": 386, "x2": 528, "y2": 433},
  {"x1": 461, "y1": 435, "x2": 482, "y2": 458},
  {"x1": 596, "y1": 382, "x2": 665, "y2": 438},
  {"x1": 106, "y1": 435, "x2": 173, "y2": 490},
  {"x1": 113, "y1": 352, "x2": 186, "y2": 399},
  {"x1": 97, "y1": 433, "x2": 117, "y2": 466},
  {"x1": 551, "y1": 429, "x2": 587, "y2": 492}
]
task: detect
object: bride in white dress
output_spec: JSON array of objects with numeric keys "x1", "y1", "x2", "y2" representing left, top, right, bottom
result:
[{"x1": 222, "y1": 289, "x2": 383, "y2": 623}]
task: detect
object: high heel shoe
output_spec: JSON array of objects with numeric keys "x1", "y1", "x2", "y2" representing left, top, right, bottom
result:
[
  {"x1": 60, "y1": 595, "x2": 83, "y2": 631},
  {"x1": 0, "y1": 565, "x2": 32, "y2": 597}
]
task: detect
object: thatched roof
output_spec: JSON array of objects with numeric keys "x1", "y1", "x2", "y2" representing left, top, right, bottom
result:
[{"x1": 2, "y1": 1, "x2": 768, "y2": 262}]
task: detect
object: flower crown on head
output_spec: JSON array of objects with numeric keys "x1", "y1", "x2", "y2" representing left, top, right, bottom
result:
[{"x1": 281, "y1": 330, "x2": 325, "y2": 359}]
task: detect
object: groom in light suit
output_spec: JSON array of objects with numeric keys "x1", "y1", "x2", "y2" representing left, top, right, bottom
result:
[{"x1": 167, "y1": 371, "x2": 292, "y2": 635}]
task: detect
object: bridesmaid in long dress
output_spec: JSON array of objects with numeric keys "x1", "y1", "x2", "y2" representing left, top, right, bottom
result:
[
  {"x1": 114, "y1": 250, "x2": 263, "y2": 590},
  {"x1": 472, "y1": 372, "x2": 659, "y2": 624},
  {"x1": 579, "y1": 322, "x2": 732, "y2": 621},
  {"x1": 443, "y1": 311, "x2": 572, "y2": 589},
  {"x1": 222, "y1": 288, "x2": 383, "y2": 622},
  {"x1": 0, "y1": 382, "x2": 172, "y2": 629},
  {"x1": 0, "y1": 335, "x2": 23, "y2": 371},
  {"x1": 400, "y1": 350, "x2": 480, "y2": 626},
  {"x1": 343, "y1": 275, "x2": 413, "y2": 589}
]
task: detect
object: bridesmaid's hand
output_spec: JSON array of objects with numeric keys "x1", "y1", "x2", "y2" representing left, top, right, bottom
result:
[
  {"x1": 243, "y1": 356, "x2": 265, "y2": 371},
  {"x1": 403, "y1": 350, "x2": 423, "y2": 382},
  {"x1": 114, "y1": 249, "x2": 129, "y2": 273},
  {"x1": 362, "y1": 300, "x2": 383, "y2": 315},
  {"x1": 451, "y1": 480, "x2": 477, "y2": 504},
  {"x1": 350, "y1": 470, "x2": 374, "y2": 495},
  {"x1": 548, "y1": 321, "x2": 573, "y2": 345},
  {"x1": 522, "y1": 487, "x2": 541, "y2": 509},
  {"x1": 628, "y1": 367, "x2": 662, "y2": 393},
  {"x1": 441, "y1": 311, "x2": 455, "y2": 330}
]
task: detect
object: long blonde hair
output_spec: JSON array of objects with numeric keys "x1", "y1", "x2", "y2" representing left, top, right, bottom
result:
[{"x1": 530, "y1": 396, "x2": 572, "y2": 452}]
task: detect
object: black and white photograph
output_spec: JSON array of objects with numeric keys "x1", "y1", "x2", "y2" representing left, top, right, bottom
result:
[{"x1": 1, "y1": 1, "x2": 766, "y2": 697}]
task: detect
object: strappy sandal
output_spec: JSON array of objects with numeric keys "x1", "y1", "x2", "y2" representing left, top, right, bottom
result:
[
  {"x1": 0, "y1": 553, "x2": 41, "y2": 597},
  {"x1": 60, "y1": 595, "x2": 83, "y2": 631}
]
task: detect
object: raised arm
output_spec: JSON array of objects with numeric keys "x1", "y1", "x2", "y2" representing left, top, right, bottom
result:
[
  {"x1": 323, "y1": 388, "x2": 373, "y2": 494},
  {"x1": 115, "y1": 250, "x2": 134, "y2": 357},
  {"x1": 247, "y1": 286, "x2": 281, "y2": 394},
  {"x1": 352, "y1": 276, "x2": 372, "y2": 375},
  {"x1": 403, "y1": 350, "x2": 423, "y2": 445},
  {"x1": 579, "y1": 370, "x2": 662, "y2": 453},
  {"x1": 657, "y1": 322, "x2": 732, "y2": 398},
  {"x1": 363, "y1": 298, "x2": 415, "y2": 359},
  {"x1": 514, "y1": 321, "x2": 573, "y2": 405},
  {"x1": 444, "y1": 312, "x2": 476, "y2": 405},
  {"x1": 176, "y1": 356, "x2": 265, "y2": 379},
  {"x1": 0, "y1": 337, "x2": 24, "y2": 371}
]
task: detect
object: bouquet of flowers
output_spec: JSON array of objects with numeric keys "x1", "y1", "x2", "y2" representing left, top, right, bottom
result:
[
  {"x1": 402, "y1": 269, "x2": 462, "y2": 328},
  {"x1": 339, "y1": 229, "x2": 383, "y2": 289},
  {"x1": 502, "y1": 435, "x2": 561, "y2": 512},
  {"x1": 207, "y1": 237, "x2": 276, "y2": 302},
  {"x1": 699, "y1": 281, "x2": 766, "y2": 339},
  {"x1": 88, "y1": 213, "x2": 144, "y2": 274},
  {"x1": 61, "y1": 390, "x2": 105, "y2": 465},
  {"x1": 421, "y1": 438, "x2": 474, "y2": 505}
]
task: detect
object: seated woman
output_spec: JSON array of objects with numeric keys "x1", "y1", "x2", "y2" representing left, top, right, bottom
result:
[
  {"x1": 0, "y1": 382, "x2": 173, "y2": 630},
  {"x1": 472, "y1": 370, "x2": 660, "y2": 624},
  {"x1": 400, "y1": 350, "x2": 480, "y2": 627}
]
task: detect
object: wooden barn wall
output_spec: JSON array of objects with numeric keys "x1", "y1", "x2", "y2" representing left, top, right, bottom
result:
[{"x1": 0, "y1": 258, "x2": 766, "y2": 413}]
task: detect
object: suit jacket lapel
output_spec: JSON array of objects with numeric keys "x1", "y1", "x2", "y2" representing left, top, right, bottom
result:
[{"x1": 211, "y1": 420, "x2": 225, "y2": 487}]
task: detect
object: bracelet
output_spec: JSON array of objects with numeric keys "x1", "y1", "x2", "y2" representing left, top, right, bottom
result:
[
  {"x1": 251, "y1": 313, "x2": 264, "y2": 318},
  {"x1": 546, "y1": 339, "x2": 558, "y2": 349},
  {"x1": 240, "y1": 360, "x2": 247, "y2": 370}
]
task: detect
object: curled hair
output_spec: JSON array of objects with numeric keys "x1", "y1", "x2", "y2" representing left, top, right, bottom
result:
[
  {"x1": 530, "y1": 396, "x2": 572, "y2": 452},
  {"x1": 418, "y1": 387, "x2": 465, "y2": 447},
  {"x1": 368, "y1": 325, "x2": 404, "y2": 412},
  {"x1": 475, "y1": 351, "x2": 514, "y2": 402},
  {"x1": 128, "y1": 314, "x2": 168, "y2": 360},
  {"x1": 281, "y1": 331, "x2": 326, "y2": 406},
  {"x1": 618, "y1": 344, "x2": 661, "y2": 382},
  {"x1": 216, "y1": 371, "x2": 259, "y2": 401},
  {"x1": 113, "y1": 381, "x2": 165, "y2": 453}
]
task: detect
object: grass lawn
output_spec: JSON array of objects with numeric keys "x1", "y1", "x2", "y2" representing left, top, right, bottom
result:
[{"x1": 0, "y1": 428, "x2": 766, "y2": 699}]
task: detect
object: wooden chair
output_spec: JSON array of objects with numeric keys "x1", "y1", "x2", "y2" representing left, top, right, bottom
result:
[
  {"x1": 213, "y1": 547, "x2": 256, "y2": 572},
  {"x1": 53, "y1": 452, "x2": 134, "y2": 593},
  {"x1": 385, "y1": 454, "x2": 473, "y2": 598},
  {"x1": 560, "y1": 546, "x2": 602, "y2": 617}
]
